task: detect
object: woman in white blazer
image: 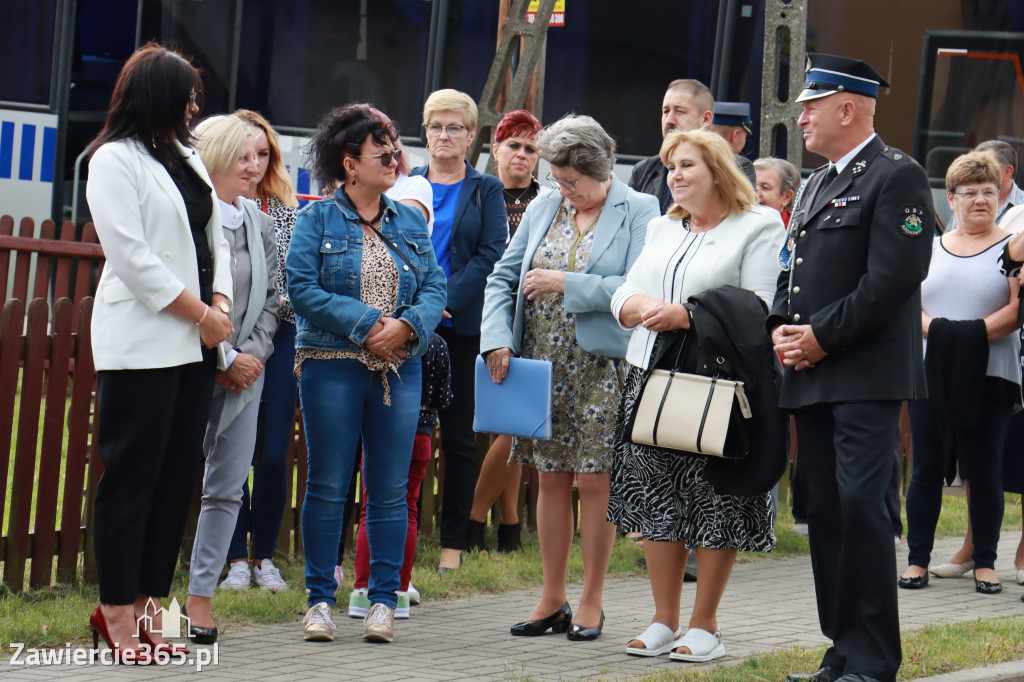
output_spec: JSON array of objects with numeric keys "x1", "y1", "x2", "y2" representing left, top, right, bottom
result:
[
  {"x1": 608, "y1": 130, "x2": 783, "y2": 663},
  {"x1": 85, "y1": 44, "x2": 233, "y2": 662},
  {"x1": 480, "y1": 115, "x2": 659, "y2": 642}
]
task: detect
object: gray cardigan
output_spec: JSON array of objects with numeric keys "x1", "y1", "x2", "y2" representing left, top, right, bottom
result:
[{"x1": 480, "y1": 179, "x2": 658, "y2": 359}]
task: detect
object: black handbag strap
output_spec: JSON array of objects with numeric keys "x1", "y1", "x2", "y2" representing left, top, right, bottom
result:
[
  {"x1": 365, "y1": 223, "x2": 416, "y2": 271},
  {"x1": 333, "y1": 196, "x2": 417, "y2": 272}
]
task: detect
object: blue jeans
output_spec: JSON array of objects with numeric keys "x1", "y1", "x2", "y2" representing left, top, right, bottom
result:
[
  {"x1": 227, "y1": 321, "x2": 297, "y2": 562},
  {"x1": 299, "y1": 357, "x2": 420, "y2": 608}
]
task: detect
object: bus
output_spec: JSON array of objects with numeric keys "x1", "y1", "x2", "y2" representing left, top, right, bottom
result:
[{"x1": 2, "y1": 0, "x2": 1024, "y2": 227}]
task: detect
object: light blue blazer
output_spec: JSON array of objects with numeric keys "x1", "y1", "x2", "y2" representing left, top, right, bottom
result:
[{"x1": 480, "y1": 178, "x2": 658, "y2": 359}]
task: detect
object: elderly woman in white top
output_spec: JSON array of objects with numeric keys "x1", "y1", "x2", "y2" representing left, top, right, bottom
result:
[
  {"x1": 184, "y1": 115, "x2": 280, "y2": 643},
  {"x1": 898, "y1": 152, "x2": 1020, "y2": 596},
  {"x1": 608, "y1": 129, "x2": 783, "y2": 663}
]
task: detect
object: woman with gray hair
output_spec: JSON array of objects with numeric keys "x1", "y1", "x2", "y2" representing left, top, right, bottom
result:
[
  {"x1": 753, "y1": 157, "x2": 800, "y2": 226},
  {"x1": 480, "y1": 114, "x2": 659, "y2": 641}
]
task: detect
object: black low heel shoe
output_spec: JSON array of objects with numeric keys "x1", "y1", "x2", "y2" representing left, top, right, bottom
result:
[
  {"x1": 975, "y1": 578, "x2": 1002, "y2": 594},
  {"x1": 510, "y1": 602, "x2": 572, "y2": 636},
  {"x1": 182, "y1": 604, "x2": 218, "y2": 644},
  {"x1": 566, "y1": 611, "x2": 604, "y2": 641},
  {"x1": 897, "y1": 572, "x2": 928, "y2": 589}
]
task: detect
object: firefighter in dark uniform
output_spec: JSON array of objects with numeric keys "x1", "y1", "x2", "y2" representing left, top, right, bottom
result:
[{"x1": 769, "y1": 54, "x2": 934, "y2": 682}]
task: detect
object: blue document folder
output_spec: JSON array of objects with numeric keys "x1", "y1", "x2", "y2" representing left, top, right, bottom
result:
[{"x1": 473, "y1": 355, "x2": 553, "y2": 440}]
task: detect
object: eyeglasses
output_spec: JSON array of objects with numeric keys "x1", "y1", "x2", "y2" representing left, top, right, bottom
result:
[
  {"x1": 188, "y1": 92, "x2": 198, "y2": 105},
  {"x1": 356, "y1": 149, "x2": 402, "y2": 167},
  {"x1": 953, "y1": 188, "x2": 998, "y2": 201},
  {"x1": 425, "y1": 124, "x2": 467, "y2": 138},
  {"x1": 545, "y1": 172, "x2": 583, "y2": 191}
]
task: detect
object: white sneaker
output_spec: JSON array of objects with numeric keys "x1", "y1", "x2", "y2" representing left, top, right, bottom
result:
[
  {"x1": 406, "y1": 583, "x2": 421, "y2": 605},
  {"x1": 395, "y1": 592, "x2": 411, "y2": 619},
  {"x1": 219, "y1": 561, "x2": 251, "y2": 590},
  {"x1": 302, "y1": 602, "x2": 335, "y2": 641},
  {"x1": 253, "y1": 558, "x2": 290, "y2": 591},
  {"x1": 348, "y1": 588, "x2": 370, "y2": 618}
]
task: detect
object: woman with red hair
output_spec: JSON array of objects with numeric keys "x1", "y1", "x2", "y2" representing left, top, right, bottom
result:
[{"x1": 465, "y1": 109, "x2": 545, "y2": 554}]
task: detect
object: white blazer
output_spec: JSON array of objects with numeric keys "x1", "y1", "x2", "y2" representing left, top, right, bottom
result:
[{"x1": 87, "y1": 139, "x2": 232, "y2": 370}]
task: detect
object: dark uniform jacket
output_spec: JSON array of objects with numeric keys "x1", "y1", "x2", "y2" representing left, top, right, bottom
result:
[
  {"x1": 629, "y1": 151, "x2": 756, "y2": 210},
  {"x1": 767, "y1": 135, "x2": 933, "y2": 408}
]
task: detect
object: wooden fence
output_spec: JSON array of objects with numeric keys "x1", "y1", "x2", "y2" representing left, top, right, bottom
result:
[
  {"x1": 0, "y1": 215, "x2": 501, "y2": 590},
  {"x1": 0, "y1": 214, "x2": 909, "y2": 591}
]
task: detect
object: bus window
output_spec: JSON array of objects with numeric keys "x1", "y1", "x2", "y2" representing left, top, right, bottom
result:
[
  {"x1": 234, "y1": 0, "x2": 432, "y2": 134},
  {"x1": 0, "y1": 0, "x2": 58, "y2": 106},
  {"x1": 139, "y1": 0, "x2": 238, "y2": 114}
]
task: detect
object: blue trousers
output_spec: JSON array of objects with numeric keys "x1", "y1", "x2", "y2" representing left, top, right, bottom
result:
[
  {"x1": 906, "y1": 384, "x2": 1010, "y2": 571},
  {"x1": 227, "y1": 321, "x2": 297, "y2": 561},
  {"x1": 299, "y1": 357, "x2": 420, "y2": 608}
]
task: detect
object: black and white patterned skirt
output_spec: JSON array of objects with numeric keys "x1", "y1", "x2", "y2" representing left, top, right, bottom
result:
[{"x1": 607, "y1": 361, "x2": 776, "y2": 551}]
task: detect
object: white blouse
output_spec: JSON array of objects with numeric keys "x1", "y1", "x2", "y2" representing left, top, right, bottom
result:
[{"x1": 611, "y1": 205, "x2": 785, "y2": 369}]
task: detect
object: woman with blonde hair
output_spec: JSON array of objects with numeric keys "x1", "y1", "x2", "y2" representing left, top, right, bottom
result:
[
  {"x1": 411, "y1": 89, "x2": 507, "y2": 573},
  {"x1": 609, "y1": 129, "x2": 782, "y2": 662},
  {"x1": 184, "y1": 114, "x2": 280, "y2": 643},
  {"x1": 220, "y1": 109, "x2": 300, "y2": 592}
]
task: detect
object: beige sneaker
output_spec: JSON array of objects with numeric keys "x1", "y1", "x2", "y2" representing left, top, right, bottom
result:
[
  {"x1": 362, "y1": 603, "x2": 395, "y2": 642},
  {"x1": 302, "y1": 602, "x2": 335, "y2": 642}
]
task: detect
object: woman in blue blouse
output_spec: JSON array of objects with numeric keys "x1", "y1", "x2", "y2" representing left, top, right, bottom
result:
[{"x1": 412, "y1": 89, "x2": 508, "y2": 572}]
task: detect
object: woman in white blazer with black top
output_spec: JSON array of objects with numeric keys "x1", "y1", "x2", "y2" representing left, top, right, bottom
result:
[{"x1": 85, "y1": 45, "x2": 233, "y2": 662}]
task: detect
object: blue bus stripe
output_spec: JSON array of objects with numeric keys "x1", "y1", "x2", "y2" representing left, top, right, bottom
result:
[
  {"x1": 297, "y1": 168, "x2": 311, "y2": 208},
  {"x1": 40, "y1": 126, "x2": 56, "y2": 183},
  {"x1": 19, "y1": 124, "x2": 36, "y2": 181},
  {"x1": 0, "y1": 121, "x2": 13, "y2": 179}
]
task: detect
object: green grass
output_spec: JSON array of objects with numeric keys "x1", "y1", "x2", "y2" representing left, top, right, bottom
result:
[{"x1": 643, "y1": 615, "x2": 1024, "y2": 681}]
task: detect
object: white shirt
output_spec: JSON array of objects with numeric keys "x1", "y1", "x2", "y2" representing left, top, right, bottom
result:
[
  {"x1": 611, "y1": 206, "x2": 785, "y2": 369},
  {"x1": 386, "y1": 174, "x2": 435, "y2": 234}
]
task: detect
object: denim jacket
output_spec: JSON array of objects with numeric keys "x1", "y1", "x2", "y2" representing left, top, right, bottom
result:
[{"x1": 286, "y1": 189, "x2": 447, "y2": 358}]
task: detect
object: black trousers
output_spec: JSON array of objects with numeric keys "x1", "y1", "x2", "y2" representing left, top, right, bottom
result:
[
  {"x1": 794, "y1": 401, "x2": 902, "y2": 682},
  {"x1": 436, "y1": 328, "x2": 480, "y2": 550},
  {"x1": 793, "y1": 435, "x2": 904, "y2": 537},
  {"x1": 93, "y1": 353, "x2": 215, "y2": 605}
]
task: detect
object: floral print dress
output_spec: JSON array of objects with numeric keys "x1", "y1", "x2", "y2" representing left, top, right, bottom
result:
[{"x1": 509, "y1": 200, "x2": 625, "y2": 473}]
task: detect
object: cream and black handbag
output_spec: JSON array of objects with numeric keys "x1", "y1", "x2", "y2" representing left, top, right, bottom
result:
[{"x1": 627, "y1": 332, "x2": 752, "y2": 459}]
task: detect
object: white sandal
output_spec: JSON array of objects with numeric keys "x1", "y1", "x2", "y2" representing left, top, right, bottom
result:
[
  {"x1": 625, "y1": 623, "x2": 684, "y2": 657},
  {"x1": 669, "y1": 628, "x2": 726, "y2": 662}
]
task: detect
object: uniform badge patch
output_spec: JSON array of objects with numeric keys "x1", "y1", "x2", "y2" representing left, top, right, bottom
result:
[
  {"x1": 852, "y1": 160, "x2": 867, "y2": 175},
  {"x1": 900, "y1": 205, "x2": 926, "y2": 237}
]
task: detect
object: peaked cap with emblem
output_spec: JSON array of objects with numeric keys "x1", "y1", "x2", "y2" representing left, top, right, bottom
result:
[
  {"x1": 712, "y1": 102, "x2": 752, "y2": 133},
  {"x1": 796, "y1": 53, "x2": 890, "y2": 103}
]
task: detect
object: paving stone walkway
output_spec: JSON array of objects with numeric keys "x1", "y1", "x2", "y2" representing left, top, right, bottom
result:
[{"x1": 1, "y1": 536, "x2": 1022, "y2": 680}]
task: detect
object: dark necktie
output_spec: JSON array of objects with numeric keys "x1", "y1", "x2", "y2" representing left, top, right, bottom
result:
[{"x1": 811, "y1": 164, "x2": 839, "y2": 209}]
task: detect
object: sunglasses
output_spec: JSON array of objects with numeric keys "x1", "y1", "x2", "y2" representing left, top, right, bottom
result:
[{"x1": 356, "y1": 149, "x2": 402, "y2": 167}]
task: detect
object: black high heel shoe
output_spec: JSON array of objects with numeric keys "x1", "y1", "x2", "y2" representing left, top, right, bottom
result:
[
  {"x1": 566, "y1": 610, "x2": 604, "y2": 641},
  {"x1": 181, "y1": 603, "x2": 218, "y2": 644},
  {"x1": 510, "y1": 601, "x2": 572, "y2": 636}
]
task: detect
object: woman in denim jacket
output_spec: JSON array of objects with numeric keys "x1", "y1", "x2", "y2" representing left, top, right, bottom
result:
[{"x1": 286, "y1": 104, "x2": 446, "y2": 644}]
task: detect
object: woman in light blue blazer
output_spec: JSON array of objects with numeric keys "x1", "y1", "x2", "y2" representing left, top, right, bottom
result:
[{"x1": 480, "y1": 115, "x2": 658, "y2": 642}]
